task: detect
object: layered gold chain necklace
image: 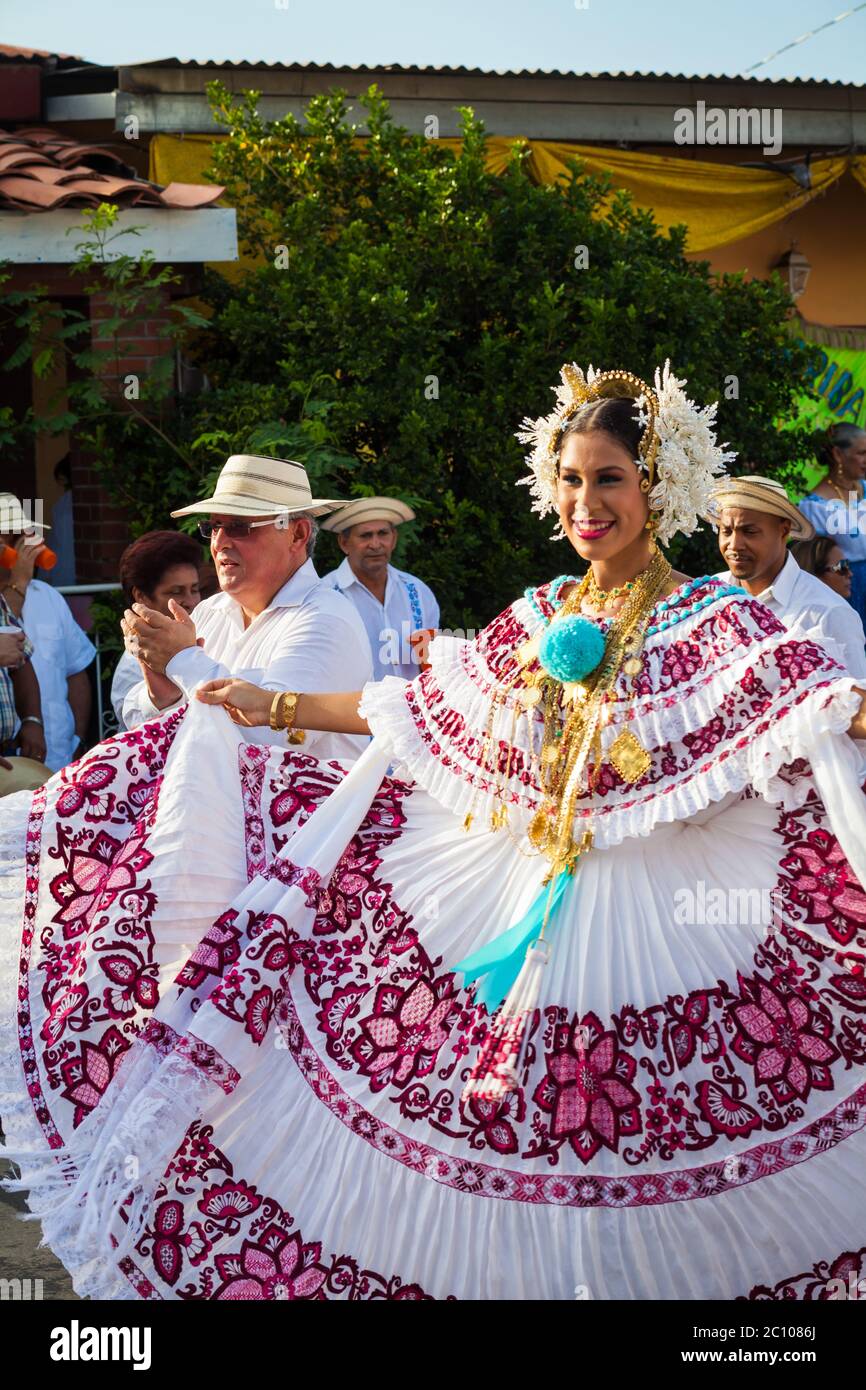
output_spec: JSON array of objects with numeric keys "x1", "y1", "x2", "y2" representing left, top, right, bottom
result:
[{"x1": 464, "y1": 548, "x2": 672, "y2": 881}]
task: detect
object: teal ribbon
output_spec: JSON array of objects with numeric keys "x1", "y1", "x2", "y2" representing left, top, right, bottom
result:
[{"x1": 452, "y1": 869, "x2": 571, "y2": 1012}]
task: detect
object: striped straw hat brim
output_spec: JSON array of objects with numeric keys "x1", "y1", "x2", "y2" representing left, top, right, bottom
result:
[{"x1": 170, "y1": 455, "x2": 348, "y2": 519}]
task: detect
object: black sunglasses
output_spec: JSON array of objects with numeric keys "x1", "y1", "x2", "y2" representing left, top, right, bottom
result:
[
  {"x1": 197, "y1": 517, "x2": 285, "y2": 540},
  {"x1": 820, "y1": 559, "x2": 851, "y2": 576}
]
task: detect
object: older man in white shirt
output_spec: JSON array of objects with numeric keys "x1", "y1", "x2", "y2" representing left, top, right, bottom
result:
[
  {"x1": 709, "y1": 474, "x2": 866, "y2": 681},
  {"x1": 122, "y1": 455, "x2": 373, "y2": 763},
  {"x1": 320, "y1": 497, "x2": 440, "y2": 681}
]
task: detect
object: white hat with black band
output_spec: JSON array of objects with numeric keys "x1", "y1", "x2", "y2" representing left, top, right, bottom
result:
[
  {"x1": 170, "y1": 455, "x2": 348, "y2": 520},
  {"x1": 320, "y1": 496, "x2": 416, "y2": 533}
]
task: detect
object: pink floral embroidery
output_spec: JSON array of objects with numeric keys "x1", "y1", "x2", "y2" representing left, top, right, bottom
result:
[
  {"x1": 55, "y1": 759, "x2": 117, "y2": 820},
  {"x1": 49, "y1": 830, "x2": 154, "y2": 935},
  {"x1": 175, "y1": 912, "x2": 243, "y2": 993},
  {"x1": 59, "y1": 1025, "x2": 130, "y2": 1126},
  {"x1": 128, "y1": 1122, "x2": 446, "y2": 1299},
  {"x1": 533, "y1": 1016, "x2": 642, "y2": 1163},
  {"x1": 660, "y1": 639, "x2": 702, "y2": 684},
  {"x1": 352, "y1": 978, "x2": 459, "y2": 1090},
  {"x1": 742, "y1": 1246, "x2": 866, "y2": 1301},
  {"x1": 214, "y1": 1226, "x2": 328, "y2": 1300},
  {"x1": 781, "y1": 828, "x2": 866, "y2": 942},
  {"x1": 732, "y1": 973, "x2": 838, "y2": 1104}
]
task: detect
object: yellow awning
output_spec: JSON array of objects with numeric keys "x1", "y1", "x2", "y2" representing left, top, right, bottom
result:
[{"x1": 149, "y1": 133, "x2": 866, "y2": 259}]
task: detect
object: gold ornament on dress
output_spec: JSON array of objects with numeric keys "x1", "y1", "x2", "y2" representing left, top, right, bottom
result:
[{"x1": 462, "y1": 548, "x2": 671, "y2": 879}]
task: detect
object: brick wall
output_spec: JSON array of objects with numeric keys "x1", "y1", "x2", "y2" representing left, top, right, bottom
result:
[{"x1": 70, "y1": 286, "x2": 175, "y2": 583}]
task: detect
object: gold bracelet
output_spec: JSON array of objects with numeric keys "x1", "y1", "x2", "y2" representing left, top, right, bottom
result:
[
  {"x1": 269, "y1": 690, "x2": 301, "y2": 730},
  {"x1": 269, "y1": 691, "x2": 284, "y2": 731}
]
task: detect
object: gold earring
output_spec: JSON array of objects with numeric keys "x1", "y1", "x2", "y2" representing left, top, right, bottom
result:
[{"x1": 639, "y1": 477, "x2": 651, "y2": 493}]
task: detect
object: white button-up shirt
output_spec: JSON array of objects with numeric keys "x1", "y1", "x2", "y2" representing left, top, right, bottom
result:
[
  {"x1": 20, "y1": 579, "x2": 96, "y2": 771},
  {"x1": 717, "y1": 551, "x2": 866, "y2": 680},
  {"x1": 121, "y1": 559, "x2": 373, "y2": 762},
  {"x1": 320, "y1": 557, "x2": 440, "y2": 681}
]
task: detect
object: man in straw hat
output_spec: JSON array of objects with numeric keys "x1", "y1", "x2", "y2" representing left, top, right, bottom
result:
[
  {"x1": 320, "y1": 497, "x2": 440, "y2": 681},
  {"x1": 0, "y1": 491, "x2": 95, "y2": 771},
  {"x1": 121, "y1": 455, "x2": 373, "y2": 761},
  {"x1": 708, "y1": 473, "x2": 866, "y2": 679}
]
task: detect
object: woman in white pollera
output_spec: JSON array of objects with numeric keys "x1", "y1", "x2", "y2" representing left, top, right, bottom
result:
[{"x1": 2, "y1": 362, "x2": 866, "y2": 1301}]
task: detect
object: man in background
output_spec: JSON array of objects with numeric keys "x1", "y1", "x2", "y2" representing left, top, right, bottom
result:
[
  {"x1": 0, "y1": 588, "x2": 46, "y2": 771},
  {"x1": 321, "y1": 498, "x2": 440, "y2": 680},
  {"x1": 710, "y1": 474, "x2": 866, "y2": 681},
  {"x1": 0, "y1": 492, "x2": 94, "y2": 771}
]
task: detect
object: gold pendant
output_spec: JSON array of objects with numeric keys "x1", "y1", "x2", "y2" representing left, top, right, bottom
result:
[
  {"x1": 516, "y1": 633, "x2": 542, "y2": 666},
  {"x1": 623, "y1": 656, "x2": 643, "y2": 677},
  {"x1": 562, "y1": 681, "x2": 587, "y2": 705},
  {"x1": 528, "y1": 807, "x2": 552, "y2": 850},
  {"x1": 519, "y1": 685, "x2": 542, "y2": 708},
  {"x1": 607, "y1": 728, "x2": 652, "y2": 783}
]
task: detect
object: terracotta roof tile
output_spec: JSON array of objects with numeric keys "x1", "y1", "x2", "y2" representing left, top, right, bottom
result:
[{"x1": 0, "y1": 126, "x2": 223, "y2": 211}]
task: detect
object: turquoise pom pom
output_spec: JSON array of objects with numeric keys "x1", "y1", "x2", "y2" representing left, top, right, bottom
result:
[{"x1": 538, "y1": 615, "x2": 605, "y2": 683}]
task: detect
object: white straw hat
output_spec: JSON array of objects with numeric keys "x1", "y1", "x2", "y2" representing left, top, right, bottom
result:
[
  {"x1": 0, "y1": 756, "x2": 53, "y2": 796},
  {"x1": 170, "y1": 456, "x2": 348, "y2": 520},
  {"x1": 0, "y1": 492, "x2": 51, "y2": 532},
  {"x1": 702, "y1": 475, "x2": 814, "y2": 541},
  {"x1": 320, "y1": 496, "x2": 416, "y2": 533}
]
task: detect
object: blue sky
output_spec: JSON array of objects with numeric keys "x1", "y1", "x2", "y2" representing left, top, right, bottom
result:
[{"x1": 3, "y1": 0, "x2": 865, "y2": 82}]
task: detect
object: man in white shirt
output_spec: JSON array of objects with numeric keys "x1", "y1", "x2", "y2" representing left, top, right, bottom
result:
[
  {"x1": 121, "y1": 456, "x2": 373, "y2": 763},
  {"x1": 0, "y1": 493, "x2": 95, "y2": 771},
  {"x1": 708, "y1": 474, "x2": 866, "y2": 681},
  {"x1": 320, "y1": 497, "x2": 440, "y2": 681}
]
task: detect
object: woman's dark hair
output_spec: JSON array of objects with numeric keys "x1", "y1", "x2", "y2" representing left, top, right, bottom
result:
[
  {"x1": 790, "y1": 535, "x2": 839, "y2": 578},
  {"x1": 556, "y1": 396, "x2": 644, "y2": 469},
  {"x1": 119, "y1": 530, "x2": 203, "y2": 604},
  {"x1": 813, "y1": 421, "x2": 865, "y2": 472}
]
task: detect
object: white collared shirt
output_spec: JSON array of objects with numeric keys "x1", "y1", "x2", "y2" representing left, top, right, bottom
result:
[
  {"x1": 121, "y1": 559, "x2": 374, "y2": 762},
  {"x1": 717, "y1": 552, "x2": 866, "y2": 680},
  {"x1": 320, "y1": 557, "x2": 440, "y2": 681},
  {"x1": 20, "y1": 579, "x2": 96, "y2": 772}
]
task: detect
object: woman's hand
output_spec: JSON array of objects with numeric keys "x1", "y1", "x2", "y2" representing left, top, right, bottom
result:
[
  {"x1": 196, "y1": 682, "x2": 370, "y2": 736},
  {"x1": 196, "y1": 678, "x2": 273, "y2": 727}
]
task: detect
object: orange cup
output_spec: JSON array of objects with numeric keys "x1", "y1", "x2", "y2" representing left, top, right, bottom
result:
[
  {"x1": 0, "y1": 539, "x2": 57, "y2": 571},
  {"x1": 409, "y1": 627, "x2": 437, "y2": 672}
]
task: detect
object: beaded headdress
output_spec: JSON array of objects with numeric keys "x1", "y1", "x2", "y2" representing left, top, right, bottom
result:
[{"x1": 516, "y1": 361, "x2": 735, "y2": 546}]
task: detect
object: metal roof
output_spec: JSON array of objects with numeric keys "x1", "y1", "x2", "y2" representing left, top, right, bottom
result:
[{"x1": 114, "y1": 58, "x2": 866, "y2": 88}]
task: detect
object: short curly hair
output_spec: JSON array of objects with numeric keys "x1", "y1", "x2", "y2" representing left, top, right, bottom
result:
[{"x1": 119, "y1": 531, "x2": 203, "y2": 604}]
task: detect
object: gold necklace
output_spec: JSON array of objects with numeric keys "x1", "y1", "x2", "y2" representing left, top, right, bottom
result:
[
  {"x1": 830, "y1": 470, "x2": 852, "y2": 503},
  {"x1": 563, "y1": 547, "x2": 662, "y2": 614},
  {"x1": 462, "y1": 549, "x2": 671, "y2": 875}
]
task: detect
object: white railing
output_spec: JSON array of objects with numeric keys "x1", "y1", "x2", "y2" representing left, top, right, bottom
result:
[{"x1": 57, "y1": 582, "x2": 123, "y2": 743}]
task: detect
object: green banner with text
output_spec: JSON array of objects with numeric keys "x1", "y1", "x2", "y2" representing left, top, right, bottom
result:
[{"x1": 794, "y1": 337, "x2": 866, "y2": 491}]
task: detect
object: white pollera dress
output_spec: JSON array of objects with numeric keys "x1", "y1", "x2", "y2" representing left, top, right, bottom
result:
[{"x1": 1, "y1": 573, "x2": 866, "y2": 1301}]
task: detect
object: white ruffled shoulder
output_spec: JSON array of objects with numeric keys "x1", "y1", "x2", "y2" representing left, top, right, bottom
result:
[{"x1": 359, "y1": 579, "x2": 865, "y2": 851}]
